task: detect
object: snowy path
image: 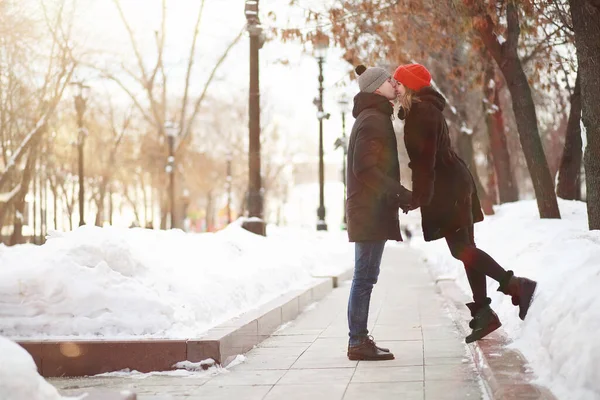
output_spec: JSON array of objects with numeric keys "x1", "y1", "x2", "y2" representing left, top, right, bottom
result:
[{"x1": 49, "y1": 245, "x2": 487, "y2": 400}]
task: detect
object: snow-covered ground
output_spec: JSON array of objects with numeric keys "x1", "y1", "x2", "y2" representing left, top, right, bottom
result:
[
  {"x1": 0, "y1": 336, "x2": 72, "y2": 400},
  {"x1": 0, "y1": 221, "x2": 352, "y2": 339},
  {"x1": 409, "y1": 200, "x2": 600, "y2": 400},
  {"x1": 0, "y1": 333, "x2": 246, "y2": 400}
]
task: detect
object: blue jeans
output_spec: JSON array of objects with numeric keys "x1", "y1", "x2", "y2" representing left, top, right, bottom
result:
[{"x1": 348, "y1": 240, "x2": 386, "y2": 346}]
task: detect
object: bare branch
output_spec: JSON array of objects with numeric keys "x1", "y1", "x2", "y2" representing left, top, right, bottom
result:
[
  {"x1": 94, "y1": 67, "x2": 154, "y2": 124},
  {"x1": 0, "y1": 183, "x2": 22, "y2": 204},
  {"x1": 471, "y1": 13, "x2": 503, "y2": 64},
  {"x1": 177, "y1": 27, "x2": 244, "y2": 152},
  {"x1": 521, "y1": 25, "x2": 567, "y2": 65},
  {"x1": 148, "y1": 0, "x2": 167, "y2": 93},
  {"x1": 112, "y1": 0, "x2": 165, "y2": 133},
  {"x1": 112, "y1": 0, "x2": 149, "y2": 84},
  {"x1": 0, "y1": 64, "x2": 75, "y2": 189},
  {"x1": 179, "y1": 0, "x2": 206, "y2": 134}
]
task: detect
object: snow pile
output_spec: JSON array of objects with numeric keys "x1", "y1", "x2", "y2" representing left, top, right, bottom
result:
[
  {"x1": 95, "y1": 355, "x2": 247, "y2": 379},
  {"x1": 267, "y1": 225, "x2": 353, "y2": 276},
  {"x1": 0, "y1": 336, "x2": 72, "y2": 400},
  {"x1": 0, "y1": 223, "x2": 353, "y2": 339},
  {"x1": 412, "y1": 200, "x2": 600, "y2": 400}
]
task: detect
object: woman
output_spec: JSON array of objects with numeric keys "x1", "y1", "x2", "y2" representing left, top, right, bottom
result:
[{"x1": 394, "y1": 63, "x2": 537, "y2": 343}]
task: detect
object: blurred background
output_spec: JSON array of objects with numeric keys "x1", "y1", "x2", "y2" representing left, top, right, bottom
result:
[{"x1": 0, "y1": 0, "x2": 592, "y2": 244}]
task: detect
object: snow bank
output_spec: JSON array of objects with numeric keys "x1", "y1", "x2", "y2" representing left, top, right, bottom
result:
[
  {"x1": 0, "y1": 222, "x2": 353, "y2": 339},
  {"x1": 267, "y1": 225, "x2": 353, "y2": 276},
  {"x1": 412, "y1": 200, "x2": 600, "y2": 400},
  {"x1": 0, "y1": 336, "x2": 70, "y2": 400}
]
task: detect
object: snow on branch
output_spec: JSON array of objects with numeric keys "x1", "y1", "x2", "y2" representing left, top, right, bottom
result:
[
  {"x1": 0, "y1": 64, "x2": 74, "y2": 190},
  {"x1": 0, "y1": 118, "x2": 47, "y2": 189},
  {"x1": 0, "y1": 183, "x2": 22, "y2": 204},
  {"x1": 460, "y1": 123, "x2": 474, "y2": 135}
]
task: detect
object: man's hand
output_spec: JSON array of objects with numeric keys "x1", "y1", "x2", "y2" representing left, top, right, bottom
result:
[{"x1": 387, "y1": 188, "x2": 414, "y2": 212}]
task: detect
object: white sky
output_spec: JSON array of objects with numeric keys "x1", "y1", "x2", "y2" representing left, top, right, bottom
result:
[{"x1": 66, "y1": 0, "x2": 357, "y2": 164}]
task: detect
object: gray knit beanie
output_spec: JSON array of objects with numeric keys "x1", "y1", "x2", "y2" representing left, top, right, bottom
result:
[{"x1": 355, "y1": 65, "x2": 390, "y2": 93}]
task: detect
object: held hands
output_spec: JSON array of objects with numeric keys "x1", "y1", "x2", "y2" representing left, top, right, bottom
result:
[
  {"x1": 387, "y1": 188, "x2": 417, "y2": 213},
  {"x1": 400, "y1": 203, "x2": 419, "y2": 214}
]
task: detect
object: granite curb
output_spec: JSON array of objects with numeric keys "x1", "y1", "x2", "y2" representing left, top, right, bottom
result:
[
  {"x1": 434, "y1": 277, "x2": 558, "y2": 400},
  {"x1": 17, "y1": 275, "x2": 342, "y2": 377}
]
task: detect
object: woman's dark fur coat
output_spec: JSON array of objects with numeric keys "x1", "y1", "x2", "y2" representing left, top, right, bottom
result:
[{"x1": 401, "y1": 86, "x2": 484, "y2": 241}]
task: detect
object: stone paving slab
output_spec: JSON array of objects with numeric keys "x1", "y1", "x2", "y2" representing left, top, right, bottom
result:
[{"x1": 50, "y1": 245, "x2": 491, "y2": 399}]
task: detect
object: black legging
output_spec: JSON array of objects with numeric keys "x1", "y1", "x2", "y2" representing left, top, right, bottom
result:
[{"x1": 445, "y1": 226, "x2": 507, "y2": 304}]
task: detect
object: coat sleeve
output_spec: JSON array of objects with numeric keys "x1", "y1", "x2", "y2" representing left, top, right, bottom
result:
[
  {"x1": 409, "y1": 107, "x2": 439, "y2": 207},
  {"x1": 352, "y1": 116, "x2": 412, "y2": 205}
]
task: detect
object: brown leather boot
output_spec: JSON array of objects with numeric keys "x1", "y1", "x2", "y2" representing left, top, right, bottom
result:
[
  {"x1": 498, "y1": 271, "x2": 537, "y2": 320},
  {"x1": 347, "y1": 336, "x2": 394, "y2": 361},
  {"x1": 465, "y1": 299, "x2": 502, "y2": 343}
]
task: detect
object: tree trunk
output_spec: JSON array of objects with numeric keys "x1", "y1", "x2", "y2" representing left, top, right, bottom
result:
[
  {"x1": 32, "y1": 158, "x2": 38, "y2": 243},
  {"x1": 556, "y1": 73, "x2": 582, "y2": 200},
  {"x1": 487, "y1": 152, "x2": 499, "y2": 204},
  {"x1": 504, "y1": 63, "x2": 560, "y2": 218},
  {"x1": 483, "y1": 61, "x2": 519, "y2": 203},
  {"x1": 10, "y1": 201, "x2": 26, "y2": 245},
  {"x1": 141, "y1": 172, "x2": 149, "y2": 226},
  {"x1": 456, "y1": 131, "x2": 495, "y2": 215},
  {"x1": 50, "y1": 178, "x2": 58, "y2": 230},
  {"x1": 160, "y1": 192, "x2": 167, "y2": 230},
  {"x1": 123, "y1": 185, "x2": 141, "y2": 225},
  {"x1": 205, "y1": 191, "x2": 213, "y2": 231},
  {"x1": 60, "y1": 181, "x2": 75, "y2": 231},
  {"x1": 10, "y1": 141, "x2": 39, "y2": 245},
  {"x1": 569, "y1": 0, "x2": 600, "y2": 230},
  {"x1": 474, "y1": 3, "x2": 561, "y2": 218},
  {"x1": 108, "y1": 184, "x2": 114, "y2": 226},
  {"x1": 0, "y1": 206, "x2": 7, "y2": 241},
  {"x1": 94, "y1": 181, "x2": 107, "y2": 227},
  {"x1": 41, "y1": 169, "x2": 47, "y2": 242}
]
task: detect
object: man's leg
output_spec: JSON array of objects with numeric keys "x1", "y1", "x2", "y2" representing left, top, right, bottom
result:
[
  {"x1": 347, "y1": 240, "x2": 386, "y2": 345},
  {"x1": 347, "y1": 240, "x2": 393, "y2": 360}
]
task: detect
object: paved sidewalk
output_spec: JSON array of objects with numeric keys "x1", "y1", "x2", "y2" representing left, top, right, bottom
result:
[{"x1": 50, "y1": 245, "x2": 487, "y2": 400}]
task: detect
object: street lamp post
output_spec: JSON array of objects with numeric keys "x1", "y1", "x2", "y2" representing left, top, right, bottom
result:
[
  {"x1": 335, "y1": 94, "x2": 350, "y2": 229},
  {"x1": 313, "y1": 32, "x2": 330, "y2": 231},
  {"x1": 243, "y1": 0, "x2": 266, "y2": 236},
  {"x1": 165, "y1": 122, "x2": 178, "y2": 229},
  {"x1": 69, "y1": 81, "x2": 90, "y2": 227}
]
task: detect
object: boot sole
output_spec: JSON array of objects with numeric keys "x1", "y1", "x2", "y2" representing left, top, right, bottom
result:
[
  {"x1": 519, "y1": 280, "x2": 538, "y2": 320},
  {"x1": 347, "y1": 353, "x2": 395, "y2": 361},
  {"x1": 465, "y1": 320, "x2": 502, "y2": 344}
]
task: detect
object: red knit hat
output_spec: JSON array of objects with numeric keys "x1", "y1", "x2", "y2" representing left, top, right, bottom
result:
[{"x1": 394, "y1": 64, "x2": 431, "y2": 91}]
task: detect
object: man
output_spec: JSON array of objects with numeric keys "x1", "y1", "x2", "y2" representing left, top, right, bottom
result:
[{"x1": 346, "y1": 65, "x2": 412, "y2": 361}]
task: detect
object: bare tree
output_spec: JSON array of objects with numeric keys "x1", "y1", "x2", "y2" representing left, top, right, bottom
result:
[
  {"x1": 84, "y1": 0, "x2": 243, "y2": 227},
  {"x1": 569, "y1": 0, "x2": 600, "y2": 229},
  {"x1": 482, "y1": 57, "x2": 519, "y2": 203},
  {"x1": 468, "y1": 1, "x2": 561, "y2": 218},
  {"x1": 557, "y1": 73, "x2": 582, "y2": 200},
  {"x1": 0, "y1": 0, "x2": 76, "y2": 243}
]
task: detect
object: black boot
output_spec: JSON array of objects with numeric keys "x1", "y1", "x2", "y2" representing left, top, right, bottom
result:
[
  {"x1": 498, "y1": 270, "x2": 537, "y2": 320},
  {"x1": 465, "y1": 299, "x2": 502, "y2": 344},
  {"x1": 347, "y1": 336, "x2": 394, "y2": 361}
]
